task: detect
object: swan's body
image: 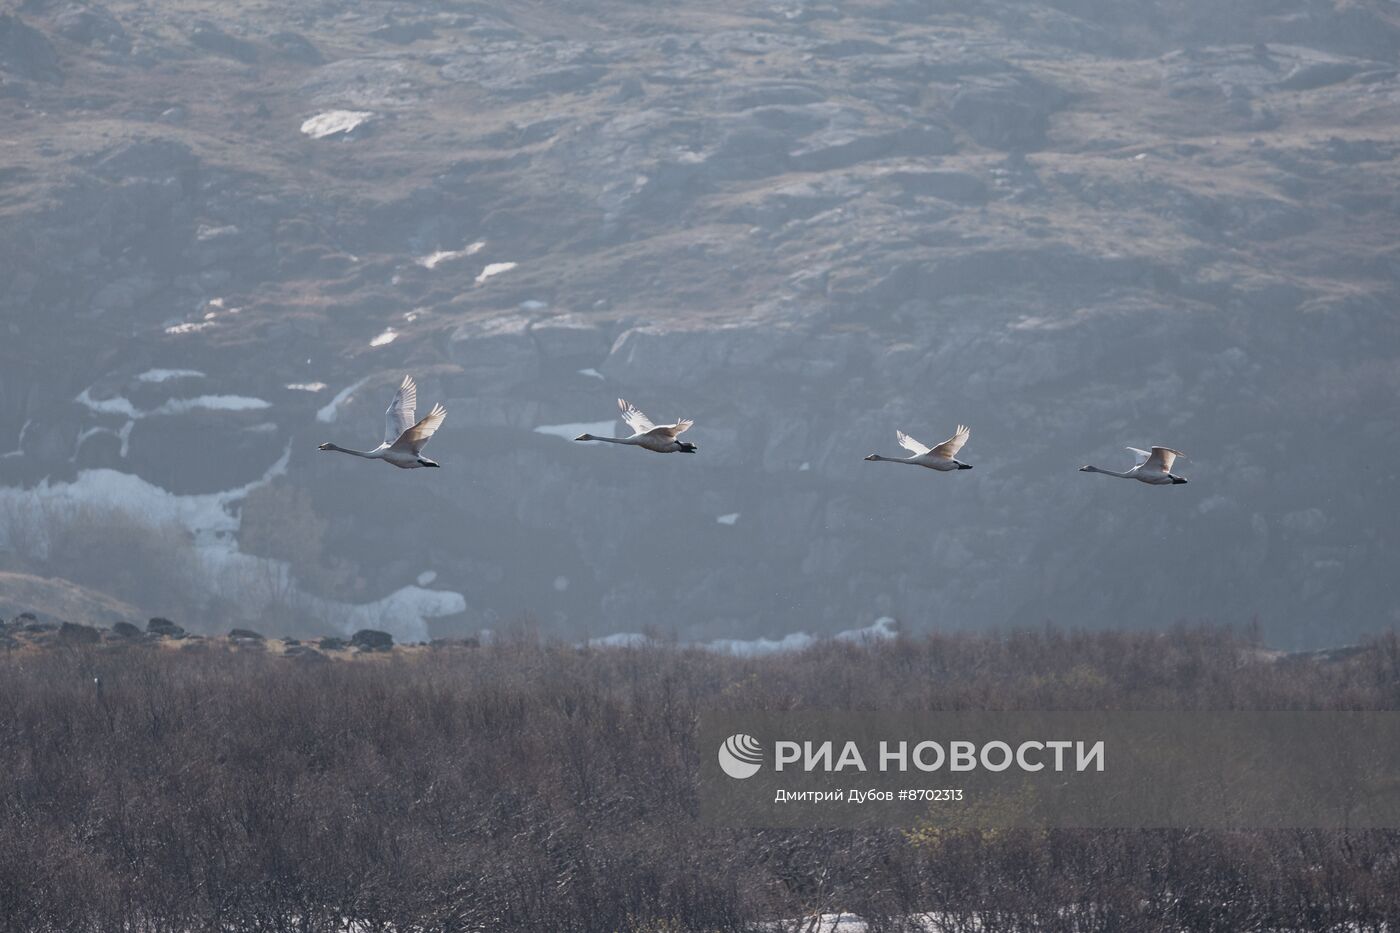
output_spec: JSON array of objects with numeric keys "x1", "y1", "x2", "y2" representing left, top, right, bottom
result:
[
  {"x1": 318, "y1": 375, "x2": 446, "y2": 469},
  {"x1": 575, "y1": 399, "x2": 697, "y2": 453},
  {"x1": 1080, "y1": 446, "x2": 1188, "y2": 485},
  {"x1": 865, "y1": 425, "x2": 972, "y2": 471}
]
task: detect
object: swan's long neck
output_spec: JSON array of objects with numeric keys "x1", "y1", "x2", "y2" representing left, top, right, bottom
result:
[
  {"x1": 1083, "y1": 465, "x2": 1134, "y2": 479},
  {"x1": 322, "y1": 444, "x2": 379, "y2": 459},
  {"x1": 592, "y1": 435, "x2": 638, "y2": 446},
  {"x1": 868, "y1": 454, "x2": 917, "y2": 464}
]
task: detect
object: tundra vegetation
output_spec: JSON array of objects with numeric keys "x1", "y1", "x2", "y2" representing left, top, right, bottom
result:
[{"x1": 2, "y1": 624, "x2": 1399, "y2": 931}]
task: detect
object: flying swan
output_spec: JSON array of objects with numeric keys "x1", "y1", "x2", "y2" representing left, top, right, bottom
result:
[
  {"x1": 865, "y1": 425, "x2": 973, "y2": 471},
  {"x1": 318, "y1": 375, "x2": 446, "y2": 468},
  {"x1": 1080, "y1": 446, "x2": 1188, "y2": 485},
  {"x1": 575, "y1": 399, "x2": 697, "y2": 453}
]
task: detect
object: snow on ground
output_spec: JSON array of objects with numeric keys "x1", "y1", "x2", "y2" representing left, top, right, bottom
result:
[
  {"x1": 300, "y1": 110, "x2": 374, "y2": 138},
  {"x1": 586, "y1": 618, "x2": 900, "y2": 656},
  {"x1": 316, "y1": 377, "x2": 371, "y2": 423},
  {"x1": 716, "y1": 512, "x2": 740, "y2": 525},
  {"x1": 578, "y1": 368, "x2": 604, "y2": 380},
  {"x1": 137, "y1": 369, "x2": 205, "y2": 383},
  {"x1": 286, "y1": 382, "x2": 328, "y2": 392},
  {"x1": 534, "y1": 420, "x2": 615, "y2": 441},
  {"x1": 75, "y1": 388, "x2": 270, "y2": 418},
  {"x1": 0, "y1": 443, "x2": 466, "y2": 642},
  {"x1": 417, "y1": 241, "x2": 484, "y2": 269},
  {"x1": 1, "y1": 419, "x2": 32, "y2": 458},
  {"x1": 370, "y1": 328, "x2": 398, "y2": 348},
  {"x1": 475, "y1": 261, "x2": 517, "y2": 284}
]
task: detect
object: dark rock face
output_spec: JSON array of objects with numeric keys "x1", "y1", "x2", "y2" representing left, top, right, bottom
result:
[
  {"x1": 110, "y1": 620, "x2": 142, "y2": 638},
  {"x1": 0, "y1": 14, "x2": 61, "y2": 82},
  {"x1": 228, "y1": 628, "x2": 265, "y2": 641},
  {"x1": 350, "y1": 629, "x2": 393, "y2": 651},
  {"x1": 318, "y1": 637, "x2": 348, "y2": 651}
]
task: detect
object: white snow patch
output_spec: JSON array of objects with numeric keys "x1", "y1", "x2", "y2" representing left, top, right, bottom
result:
[
  {"x1": 0, "y1": 444, "x2": 465, "y2": 644},
  {"x1": 519, "y1": 299, "x2": 548, "y2": 310},
  {"x1": 75, "y1": 388, "x2": 140, "y2": 419},
  {"x1": 587, "y1": 618, "x2": 899, "y2": 658},
  {"x1": 286, "y1": 382, "x2": 328, "y2": 393},
  {"x1": 370, "y1": 328, "x2": 398, "y2": 348},
  {"x1": 164, "y1": 321, "x2": 216, "y2": 335},
  {"x1": 589, "y1": 632, "x2": 651, "y2": 649},
  {"x1": 138, "y1": 369, "x2": 205, "y2": 383},
  {"x1": 475, "y1": 261, "x2": 517, "y2": 285},
  {"x1": 1, "y1": 419, "x2": 33, "y2": 458},
  {"x1": 534, "y1": 420, "x2": 615, "y2": 441},
  {"x1": 702, "y1": 632, "x2": 816, "y2": 656},
  {"x1": 317, "y1": 586, "x2": 464, "y2": 645},
  {"x1": 416, "y1": 570, "x2": 437, "y2": 586},
  {"x1": 76, "y1": 388, "x2": 269, "y2": 419},
  {"x1": 301, "y1": 110, "x2": 374, "y2": 139},
  {"x1": 316, "y1": 377, "x2": 371, "y2": 423},
  {"x1": 716, "y1": 512, "x2": 740, "y2": 526},
  {"x1": 578, "y1": 368, "x2": 604, "y2": 380},
  {"x1": 156, "y1": 396, "x2": 270, "y2": 415},
  {"x1": 553, "y1": 575, "x2": 569, "y2": 592},
  {"x1": 417, "y1": 241, "x2": 485, "y2": 269}
]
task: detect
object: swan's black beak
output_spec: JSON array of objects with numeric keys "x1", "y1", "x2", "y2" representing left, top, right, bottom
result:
[
  {"x1": 575, "y1": 434, "x2": 592, "y2": 441},
  {"x1": 318, "y1": 443, "x2": 332, "y2": 451},
  {"x1": 1078, "y1": 465, "x2": 1092, "y2": 472},
  {"x1": 864, "y1": 454, "x2": 878, "y2": 461}
]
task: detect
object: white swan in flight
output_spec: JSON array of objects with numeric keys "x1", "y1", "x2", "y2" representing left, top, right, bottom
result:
[
  {"x1": 865, "y1": 425, "x2": 972, "y2": 471},
  {"x1": 318, "y1": 375, "x2": 446, "y2": 468},
  {"x1": 1080, "y1": 446, "x2": 1188, "y2": 485},
  {"x1": 575, "y1": 399, "x2": 697, "y2": 453}
]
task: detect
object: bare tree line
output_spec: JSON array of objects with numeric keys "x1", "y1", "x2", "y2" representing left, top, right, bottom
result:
[{"x1": 2, "y1": 626, "x2": 1399, "y2": 931}]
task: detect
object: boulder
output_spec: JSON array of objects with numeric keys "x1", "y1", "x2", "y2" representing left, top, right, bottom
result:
[
  {"x1": 229, "y1": 627, "x2": 265, "y2": 641},
  {"x1": 59, "y1": 621, "x2": 100, "y2": 644},
  {"x1": 318, "y1": 636, "x2": 347, "y2": 651},
  {"x1": 350, "y1": 628, "x2": 394, "y2": 651},
  {"x1": 147, "y1": 617, "x2": 186, "y2": 638},
  {"x1": 110, "y1": 620, "x2": 142, "y2": 639}
]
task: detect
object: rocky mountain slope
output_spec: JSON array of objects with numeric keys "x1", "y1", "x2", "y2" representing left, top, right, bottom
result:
[{"x1": 2, "y1": 0, "x2": 1399, "y2": 645}]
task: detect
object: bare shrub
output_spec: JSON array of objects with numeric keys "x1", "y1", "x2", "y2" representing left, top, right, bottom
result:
[{"x1": 1, "y1": 626, "x2": 1398, "y2": 931}]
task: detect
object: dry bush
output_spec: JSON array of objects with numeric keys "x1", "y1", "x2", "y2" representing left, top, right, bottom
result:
[{"x1": 1, "y1": 626, "x2": 1398, "y2": 932}]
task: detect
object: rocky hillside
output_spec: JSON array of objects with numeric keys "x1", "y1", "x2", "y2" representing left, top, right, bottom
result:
[{"x1": 2, "y1": 0, "x2": 1399, "y2": 645}]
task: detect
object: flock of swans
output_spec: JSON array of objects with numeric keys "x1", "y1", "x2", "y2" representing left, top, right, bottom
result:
[{"x1": 317, "y1": 375, "x2": 1191, "y2": 486}]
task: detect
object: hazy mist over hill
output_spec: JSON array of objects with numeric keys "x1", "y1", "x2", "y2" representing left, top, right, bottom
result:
[{"x1": 2, "y1": 0, "x2": 1399, "y2": 646}]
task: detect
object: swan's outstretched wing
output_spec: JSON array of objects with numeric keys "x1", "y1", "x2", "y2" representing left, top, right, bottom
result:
[
  {"x1": 1144, "y1": 446, "x2": 1183, "y2": 474},
  {"x1": 618, "y1": 398, "x2": 655, "y2": 435},
  {"x1": 384, "y1": 375, "x2": 418, "y2": 445},
  {"x1": 896, "y1": 431, "x2": 930, "y2": 456},
  {"x1": 1127, "y1": 447, "x2": 1152, "y2": 467},
  {"x1": 931, "y1": 425, "x2": 970, "y2": 459},
  {"x1": 391, "y1": 404, "x2": 446, "y2": 453},
  {"x1": 647, "y1": 418, "x2": 694, "y2": 439}
]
